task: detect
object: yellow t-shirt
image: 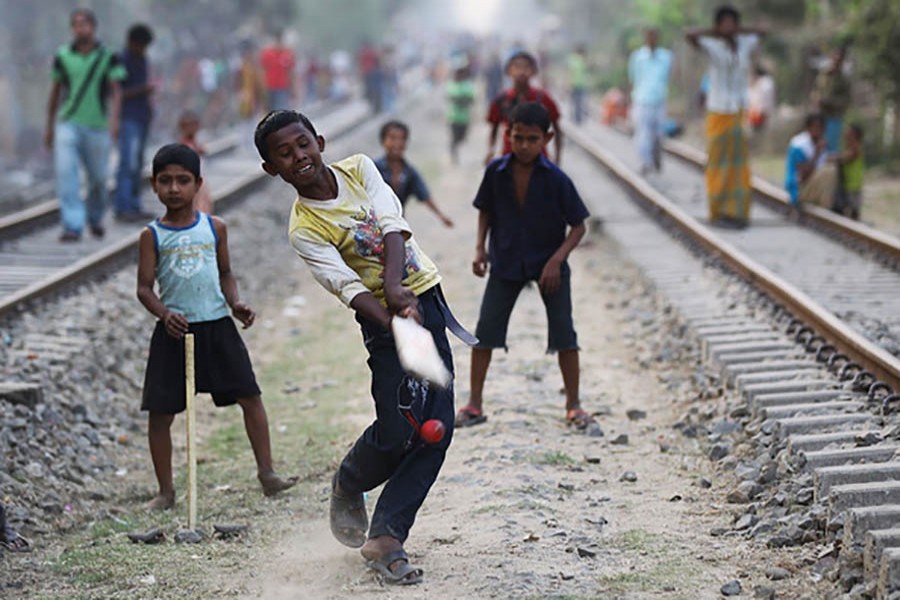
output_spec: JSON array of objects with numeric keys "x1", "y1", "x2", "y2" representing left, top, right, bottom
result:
[{"x1": 288, "y1": 154, "x2": 441, "y2": 307}]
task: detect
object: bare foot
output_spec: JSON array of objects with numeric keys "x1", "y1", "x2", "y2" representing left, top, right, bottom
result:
[
  {"x1": 147, "y1": 492, "x2": 175, "y2": 511},
  {"x1": 259, "y1": 472, "x2": 299, "y2": 497}
]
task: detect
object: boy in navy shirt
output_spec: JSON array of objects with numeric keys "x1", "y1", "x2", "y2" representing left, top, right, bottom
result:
[
  {"x1": 457, "y1": 102, "x2": 594, "y2": 430},
  {"x1": 374, "y1": 120, "x2": 453, "y2": 228}
]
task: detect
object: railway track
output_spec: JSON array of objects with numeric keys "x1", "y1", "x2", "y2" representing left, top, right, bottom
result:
[
  {"x1": 567, "y1": 118, "x2": 900, "y2": 596},
  {"x1": 0, "y1": 100, "x2": 371, "y2": 319}
]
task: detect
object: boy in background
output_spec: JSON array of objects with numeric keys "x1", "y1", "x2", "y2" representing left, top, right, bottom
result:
[
  {"x1": 114, "y1": 23, "x2": 155, "y2": 222},
  {"x1": 137, "y1": 144, "x2": 296, "y2": 510},
  {"x1": 375, "y1": 121, "x2": 453, "y2": 227},
  {"x1": 485, "y1": 51, "x2": 563, "y2": 166},
  {"x1": 457, "y1": 102, "x2": 594, "y2": 430},
  {"x1": 177, "y1": 110, "x2": 214, "y2": 214},
  {"x1": 832, "y1": 124, "x2": 864, "y2": 220},
  {"x1": 446, "y1": 57, "x2": 475, "y2": 164}
]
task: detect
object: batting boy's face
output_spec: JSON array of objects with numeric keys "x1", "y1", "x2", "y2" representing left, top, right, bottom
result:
[
  {"x1": 152, "y1": 164, "x2": 201, "y2": 211},
  {"x1": 262, "y1": 122, "x2": 327, "y2": 191}
]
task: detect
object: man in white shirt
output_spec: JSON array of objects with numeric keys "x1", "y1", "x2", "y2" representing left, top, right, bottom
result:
[
  {"x1": 686, "y1": 5, "x2": 767, "y2": 228},
  {"x1": 628, "y1": 28, "x2": 672, "y2": 175}
]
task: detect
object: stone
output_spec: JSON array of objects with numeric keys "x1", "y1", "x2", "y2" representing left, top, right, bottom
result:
[
  {"x1": 699, "y1": 477, "x2": 713, "y2": 489},
  {"x1": 620, "y1": 471, "x2": 638, "y2": 483},
  {"x1": 765, "y1": 566, "x2": 790, "y2": 580},
  {"x1": 796, "y1": 487, "x2": 814, "y2": 505},
  {"x1": 753, "y1": 585, "x2": 776, "y2": 599},
  {"x1": 576, "y1": 547, "x2": 597, "y2": 558},
  {"x1": 721, "y1": 579, "x2": 742, "y2": 596},
  {"x1": 727, "y1": 489, "x2": 750, "y2": 504},
  {"x1": 626, "y1": 409, "x2": 647, "y2": 421},
  {"x1": 734, "y1": 513, "x2": 758, "y2": 531},
  {"x1": 610, "y1": 434, "x2": 629, "y2": 446},
  {"x1": 709, "y1": 443, "x2": 731, "y2": 461},
  {"x1": 586, "y1": 423, "x2": 604, "y2": 438}
]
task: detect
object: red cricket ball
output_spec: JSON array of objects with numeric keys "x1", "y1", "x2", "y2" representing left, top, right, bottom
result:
[{"x1": 420, "y1": 419, "x2": 446, "y2": 444}]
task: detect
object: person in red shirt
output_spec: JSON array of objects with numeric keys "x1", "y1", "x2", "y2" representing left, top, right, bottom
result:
[
  {"x1": 259, "y1": 30, "x2": 296, "y2": 111},
  {"x1": 486, "y1": 51, "x2": 563, "y2": 165}
]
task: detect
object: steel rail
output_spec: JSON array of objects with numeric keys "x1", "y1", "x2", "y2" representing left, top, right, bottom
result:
[
  {"x1": 0, "y1": 102, "x2": 371, "y2": 319},
  {"x1": 662, "y1": 137, "x2": 900, "y2": 262},
  {"x1": 568, "y1": 123, "x2": 900, "y2": 392}
]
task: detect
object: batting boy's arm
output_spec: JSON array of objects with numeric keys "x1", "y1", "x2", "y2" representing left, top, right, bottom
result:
[
  {"x1": 136, "y1": 228, "x2": 189, "y2": 338},
  {"x1": 213, "y1": 217, "x2": 255, "y2": 328},
  {"x1": 538, "y1": 221, "x2": 586, "y2": 294},
  {"x1": 473, "y1": 210, "x2": 490, "y2": 277}
]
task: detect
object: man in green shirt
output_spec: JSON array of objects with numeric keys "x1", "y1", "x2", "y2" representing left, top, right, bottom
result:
[
  {"x1": 567, "y1": 44, "x2": 589, "y2": 124},
  {"x1": 44, "y1": 8, "x2": 125, "y2": 241}
]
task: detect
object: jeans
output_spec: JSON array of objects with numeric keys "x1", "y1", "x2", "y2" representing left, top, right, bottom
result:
[
  {"x1": 55, "y1": 121, "x2": 111, "y2": 233},
  {"x1": 338, "y1": 288, "x2": 455, "y2": 543},
  {"x1": 633, "y1": 102, "x2": 666, "y2": 171},
  {"x1": 114, "y1": 118, "x2": 149, "y2": 215},
  {"x1": 572, "y1": 87, "x2": 587, "y2": 124}
]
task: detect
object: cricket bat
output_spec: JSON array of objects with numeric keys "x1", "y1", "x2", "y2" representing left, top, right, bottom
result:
[
  {"x1": 391, "y1": 316, "x2": 451, "y2": 388},
  {"x1": 184, "y1": 333, "x2": 197, "y2": 529}
]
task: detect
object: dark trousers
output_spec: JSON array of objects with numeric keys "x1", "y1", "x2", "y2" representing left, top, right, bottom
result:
[{"x1": 338, "y1": 288, "x2": 455, "y2": 543}]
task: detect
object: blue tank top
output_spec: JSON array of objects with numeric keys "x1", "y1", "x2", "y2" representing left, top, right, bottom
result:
[{"x1": 147, "y1": 212, "x2": 230, "y2": 323}]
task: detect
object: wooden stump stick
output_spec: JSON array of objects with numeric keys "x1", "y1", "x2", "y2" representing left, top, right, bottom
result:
[{"x1": 184, "y1": 333, "x2": 197, "y2": 530}]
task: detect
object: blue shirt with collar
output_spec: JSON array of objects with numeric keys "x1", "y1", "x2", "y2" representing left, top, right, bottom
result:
[
  {"x1": 473, "y1": 153, "x2": 589, "y2": 282},
  {"x1": 374, "y1": 155, "x2": 431, "y2": 207}
]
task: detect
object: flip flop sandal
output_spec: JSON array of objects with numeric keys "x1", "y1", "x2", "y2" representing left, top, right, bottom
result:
[
  {"x1": 454, "y1": 407, "x2": 487, "y2": 428},
  {"x1": 366, "y1": 549, "x2": 424, "y2": 585},
  {"x1": 330, "y1": 473, "x2": 368, "y2": 548},
  {"x1": 566, "y1": 409, "x2": 596, "y2": 430},
  {"x1": 1, "y1": 530, "x2": 32, "y2": 553}
]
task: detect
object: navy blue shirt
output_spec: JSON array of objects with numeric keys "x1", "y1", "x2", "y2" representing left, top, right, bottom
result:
[
  {"x1": 374, "y1": 156, "x2": 431, "y2": 207},
  {"x1": 473, "y1": 154, "x2": 589, "y2": 281},
  {"x1": 119, "y1": 49, "x2": 152, "y2": 124}
]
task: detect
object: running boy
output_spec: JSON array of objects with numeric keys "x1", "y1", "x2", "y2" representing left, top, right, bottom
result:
[
  {"x1": 486, "y1": 50, "x2": 563, "y2": 166},
  {"x1": 375, "y1": 120, "x2": 453, "y2": 228},
  {"x1": 457, "y1": 102, "x2": 593, "y2": 430},
  {"x1": 256, "y1": 110, "x2": 468, "y2": 584},
  {"x1": 137, "y1": 144, "x2": 296, "y2": 510}
]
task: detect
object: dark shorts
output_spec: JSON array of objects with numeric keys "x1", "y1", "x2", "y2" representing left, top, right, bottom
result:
[
  {"x1": 450, "y1": 123, "x2": 469, "y2": 144},
  {"x1": 141, "y1": 317, "x2": 260, "y2": 414},
  {"x1": 474, "y1": 271, "x2": 578, "y2": 353}
]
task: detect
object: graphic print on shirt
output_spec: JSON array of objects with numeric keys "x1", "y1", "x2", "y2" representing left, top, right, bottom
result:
[
  {"x1": 346, "y1": 208, "x2": 421, "y2": 279},
  {"x1": 160, "y1": 234, "x2": 212, "y2": 279}
]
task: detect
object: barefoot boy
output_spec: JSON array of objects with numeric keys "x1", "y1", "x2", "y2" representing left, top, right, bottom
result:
[
  {"x1": 486, "y1": 50, "x2": 563, "y2": 165},
  {"x1": 256, "y1": 110, "x2": 468, "y2": 584},
  {"x1": 458, "y1": 102, "x2": 593, "y2": 429},
  {"x1": 375, "y1": 120, "x2": 453, "y2": 227},
  {"x1": 137, "y1": 143, "x2": 296, "y2": 510}
]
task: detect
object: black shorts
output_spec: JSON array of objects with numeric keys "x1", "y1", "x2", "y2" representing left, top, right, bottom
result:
[
  {"x1": 141, "y1": 317, "x2": 260, "y2": 414},
  {"x1": 474, "y1": 271, "x2": 578, "y2": 353},
  {"x1": 450, "y1": 123, "x2": 469, "y2": 144}
]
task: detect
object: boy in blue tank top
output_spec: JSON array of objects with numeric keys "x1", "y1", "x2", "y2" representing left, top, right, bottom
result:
[{"x1": 137, "y1": 143, "x2": 296, "y2": 510}]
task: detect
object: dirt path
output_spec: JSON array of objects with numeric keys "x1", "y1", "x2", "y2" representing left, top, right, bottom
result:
[{"x1": 234, "y1": 106, "x2": 798, "y2": 599}]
